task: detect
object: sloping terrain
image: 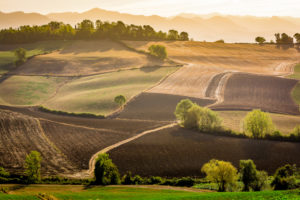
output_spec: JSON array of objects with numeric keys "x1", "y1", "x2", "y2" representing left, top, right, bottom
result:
[
  {"x1": 124, "y1": 41, "x2": 300, "y2": 75},
  {"x1": 212, "y1": 73, "x2": 300, "y2": 115},
  {"x1": 109, "y1": 126, "x2": 300, "y2": 177},
  {"x1": 0, "y1": 109, "x2": 76, "y2": 175},
  {"x1": 13, "y1": 40, "x2": 165, "y2": 76},
  {"x1": 117, "y1": 92, "x2": 215, "y2": 121}
]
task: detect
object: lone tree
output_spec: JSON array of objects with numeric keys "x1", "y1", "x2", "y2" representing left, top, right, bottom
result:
[
  {"x1": 114, "y1": 95, "x2": 126, "y2": 107},
  {"x1": 94, "y1": 153, "x2": 120, "y2": 185},
  {"x1": 243, "y1": 109, "x2": 274, "y2": 138},
  {"x1": 201, "y1": 159, "x2": 238, "y2": 192},
  {"x1": 25, "y1": 151, "x2": 42, "y2": 183},
  {"x1": 148, "y1": 45, "x2": 167, "y2": 60},
  {"x1": 174, "y1": 99, "x2": 194, "y2": 124},
  {"x1": 14, "y1": 48, "x2": 27, "y2": 66},
  {"x1": 239, "y1": 160, "x2": 258, "y2": 191},
  {"x1": 255, "y1": 36, "x2": 266, "y2": 45}
]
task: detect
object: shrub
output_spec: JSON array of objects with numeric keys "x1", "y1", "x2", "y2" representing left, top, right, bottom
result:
[
  {"x1": 201, "y1": 159, "x2": 238, "y2": 192},
  {"x1": 239, "y1": 160, "x2": 258, "y2": 191},
  {"x1": 94, "y1": 153, "x2": 120, "y2": 185},
  {"x1": 183, "y1": 104, "x2": 202, "y2": 129},
  {"x1": 291, "y1": 125, "x2": 300, "y2": 138},
  {"x1": 148, "y1": 45, "x2": 167, "y2": 60},
  {"x1": 148, "y1": 176, "x2": 163, "y2": 185},
  {"x1": 215, "y1": 39, "x2": 225, "y2": 43},
  {"x1": 121, "y1": 171, "x2": 134, "y2": 185},
  {"x1": 271, "y1": 164, "x2": 296, "y2": 190},
  {"x1": 252, "y1": 171, "x2": 268, "y2": 191},
  {"x1": 197, "y1": 107, "x2": 222, "y2": 132},
  {"x1": 133, "y1": 175, "x2": 144, "y2": 185},
  {"x1": 0, "y1": 167, "x2": 10, "y2": 178},
  {"x1": 25, "y1": 151, "x2": 42, "y2": 183},
  {"x1": 243, "y1": 109, "x2": 274, "y2": 138},
  {"x1": 176, "y1": 177, "x2": 195, "y2": 187},
  {"x1": 14, "y1": 48, "x2": 27, "y2": 66},
  {"x1": 255, "y1": 36, "x2": 266, "y2": 44}
]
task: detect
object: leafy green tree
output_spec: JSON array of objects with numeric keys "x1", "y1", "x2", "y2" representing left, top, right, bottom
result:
[
  {"x1": 0, "y1": 167, "x2": 9, "y2": 178},
  {"x1": 275, "y1": 33, "x2": 294, "y2": 45},
  {"x1": 94, "y1": 153, "x2": 120, "y2": 185},
  {"x1": 174, "y1": 99, "x2": 194, "y2": 124},
  {"x1": 243, "y1": 109, "x2": 274, "y2": 138},
  {"x1": 114, "y1": 95, "x2": 126, "y2": 107},
  {"x1": 14, "y1": 48, "x2": 27, "y2": 66},
  {"x1": 148, "y1": 45, "x2": 167, "y2": 60},
  {"x1": 271, "y1": 164, "x2": 296, "y2": 190},
  {"x1": 201, "y1": 159, "x2": 238, "y2": 192},
  {"x1": 197, "y1": 107, "x2": 222, "y2": 132},
  {"x1": 255, "y1": 36, "x2": 266, "y2": 45},
  {"x1": 76, "y1": 19, "x2": 94, "y2": 39},
  {"x1": 168, "y1": 30, "x2": 179, "y2": 40},
  {"x1": 239, "y1": 160, "x2": 258, "y2": 191},
  {"x1": 291, "y1": 125, "x2": 300, "y2": 138},
  {"x1": 25, "y1": 151, "x2": 42, "y2": 183},
  {"x1": 184, "y1": 104, "x2": 202, "y2": 129},
  {"x1": 252, "y1": 171, "x2": 268, "y2": 191},
  {"x1": 294, "y1": 33, "x2": 300, "y2": 44}
]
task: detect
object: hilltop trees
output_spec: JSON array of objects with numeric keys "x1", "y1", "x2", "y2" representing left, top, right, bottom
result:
[
  {"x1": 201, "y1": 159, "x2": 238, "y2": 192},
  {"x1": 243, "y1": 109, "x2": 274, "y2": 138},
  {"x1": 0, "y1": 20, "x2": 189, "y2": 44},
  {"x1": 25, "y1": 151, "x2": 42, "y2": 183},
  {"x1": 148, "y1": 45, "x2": 167, "y2": 60},
  {"x1": 255, "y1": 36, "x2": 266, "y2": 45},
  {"x1": 275, "y1": 33, "x2": 294, "y2": 45}
]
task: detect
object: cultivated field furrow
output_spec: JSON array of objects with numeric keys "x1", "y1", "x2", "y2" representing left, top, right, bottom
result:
[
  {"x1": 212, "y1": 73, "x2": 300, "y2": 115},
  {"x1": 109, "y1": 126, "x2": 300, "y2": 177}
]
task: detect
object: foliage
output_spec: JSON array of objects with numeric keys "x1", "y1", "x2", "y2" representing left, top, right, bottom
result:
[
  {"x1": 271, "y1": 164, "x2": 297, "y2": 190},
  {"x1": 14, "y1": 48, "x2": 27, "y2": 66},
  {"x1": 175, "y1": 100, "x2": 222, "y2": 132},
  {"x1": 148, "y1": 45, "x2": 167, "y2": 60},
  {"x1": 201, "y1": 159, "x2": 238, "y2": 192},
  {"x1": 255, "y1": 36, "x2": 266, "y2": 44},
  {"x1": 243, "y1": 109, "x2": 274, "y2": 138},
  {"x1": 294, "y1": 33, "x2": 300, "y2": 44},
  {"x1": 94, "y1": 153, "x2": 120, "y2": 185},
  {"x1": 215, "y1": 39, "x2": 225, "y2": 43},
  {"x1": 252, "y1": 171, "x2": 268, "y2": 191},
  {"x1": 0, "y1": 167, "x2": 10, "y2": 178},
  {"x1": 174, "y1": 99, "x2": 194, "y2": 124},
  {"x1": 239, "y1": 160, "x2": 258, "y2": 191},
  {"x1": 25, "y1": 151, "x2": 42, "y2": 183},
  {"x1": 291, "y1": 125, "x2": 300, "y2": 137},
  {"x1": 114, "y1": 95, "x2": 126, "y2": 107},
  {"x1": 275, "y1": 33, "x2": 294, "y2": 45},
  {"x1": 121, "y1": 171, "x2": 134, "y2": 185},
  {"x1": 0, "y1": 20, "x2": 188, "y2": 44}
]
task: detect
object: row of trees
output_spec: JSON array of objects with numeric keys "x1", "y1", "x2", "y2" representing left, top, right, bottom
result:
[
  {"x1": 0, "y1": 20, "x2": 189, "y2": 44},
  {"x1": 255, "y1": 33, "x2": 300, "y2": 45},
  {"x1": 175, "y1": 99, "x2": 300, "y2": 141}
]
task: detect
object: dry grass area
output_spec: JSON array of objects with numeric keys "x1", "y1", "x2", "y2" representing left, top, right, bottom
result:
[
  {"x1": 124, "y1": 41, "x2": 300, "y2": 75},
  {"x1": 212, "y1": 73, "x2": 299, "y2": 115},
  {"x1": 218, "y1": 111, "x2": 300, "y2": 134},
  {"x1": 109, "y1": 125, "x2": 300, "y2": 177},
  {"x1": 13, "y1": 40, "x2": 166, "y2": 76}
]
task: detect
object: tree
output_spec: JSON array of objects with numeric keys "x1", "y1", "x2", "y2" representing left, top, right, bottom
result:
[
  {"x1": 14, "y1": 47, "x2": 27, "y2": 66},
  {"x1": 174, "y1": 99, "x2": 194, "y2": 124},
  {"x1": 243, "y1": 109, "x2": 274, "y2": 138},
  {"x1": 252, "y1": 171, "x2": 268, "y2": 191},
  {"x1": 255, "y1": 36, "x2": 266, "y2": 45},
  {"x1": 239, "y1": 160, "x2": 259, "y2": 191},
  {"x1": 271, "y1": 164, "x2": 296, "y2": 190},
  {"x1": 94, "y1": 153, "x2": 120, "y2": 185},
  {"x1": 76, "y1": 19, "x2": 94, "y2": 39},
  {"x1": 168, "y1": 30, "x2": 179, "y2": 40},
  {"x1": 114, "y1": 95, "x2": 126, "y2": 107},
  {"x1": 275, "y1": 33, "x2": 294, "y2": 45},
  {"x1": 197, "y1": 107, "x2": 222, "y2": 132},
  {"x1": 179, "y1": 32, "x2": 189, "y2": 41},
  {"x1": 291, "y1": 125, "x2": 300, "y2": 138},
  {"x1": 0, "y1": 167, "x2": 9, "y2": 178},
  {"x1": 25, "y1": 151, "x2": 42, "y2": 183},
  {"x1": 215, "y1": 39, "x2": 225, "y2": 43},
  {"x1": 294, "y1": 33, "x2": 300, "y2": 44},
  {"x1": 201, "y1": 159, "x2": 238, "y2": 192},
  {"x1": 148, "y1": 45, "x2": 167, "y2": 60},
  {"x1": 184, "y1": 104, "x2": 202, "y2": 129}
]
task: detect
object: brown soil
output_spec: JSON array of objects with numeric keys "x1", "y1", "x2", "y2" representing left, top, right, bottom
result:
[
  {"x1": 109, "y1": 125, "x2": 300, "y2": 177},
  {"x1": 0, "y1": 109, "x2": 77, "y2": 175},
  {"x1": 211, "y1": 73, "x2": 300, "y2": 115},
  {"x1": 117, "y1": 92, "x2": 216, "y2": 121}
]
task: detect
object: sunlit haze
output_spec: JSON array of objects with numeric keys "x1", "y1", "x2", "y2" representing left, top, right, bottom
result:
[{"x1": 1, "y1": 0, "x2": 300, "y2": 17}]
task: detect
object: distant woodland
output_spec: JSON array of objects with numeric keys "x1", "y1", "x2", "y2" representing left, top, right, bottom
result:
[{"x1": 0, "y1": 20, "x2": 189, "y2": 44}]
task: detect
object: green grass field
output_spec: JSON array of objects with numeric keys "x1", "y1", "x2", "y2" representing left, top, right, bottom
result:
[
  {"x1": 44, "y1": 66, "x2": 178, "y2": 115},
  {"x1": 0, "y1": 185, "x2": 299, "y2": 200},
  {"x1": 0, "y1": 76, "x2": 67, "y2": 105},
  {"x1": 0, "y1": 40, "x2": 72, "y2": 74}
]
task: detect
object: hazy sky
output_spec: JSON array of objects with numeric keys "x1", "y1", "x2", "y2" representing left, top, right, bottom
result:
[{"x1": 1, "y1": 0, "x2": 300, "y2": 17}]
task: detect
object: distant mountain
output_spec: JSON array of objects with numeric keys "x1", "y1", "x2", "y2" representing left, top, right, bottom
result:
[{"x1": 1, "y1": 8, "x2": 300, "y2": 43}]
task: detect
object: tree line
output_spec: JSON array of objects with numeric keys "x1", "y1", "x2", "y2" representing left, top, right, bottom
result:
[
  {"x1": 255, "y1": 33, "x2": 300, "y2": 46},
  {"x1": 0, "y1": 20, "x2": 189, "y2": 44}
]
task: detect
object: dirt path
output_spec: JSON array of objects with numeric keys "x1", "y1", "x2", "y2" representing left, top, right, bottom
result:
[{"x1": 70, "y1": 123, "x2": 177, "y2": 178}]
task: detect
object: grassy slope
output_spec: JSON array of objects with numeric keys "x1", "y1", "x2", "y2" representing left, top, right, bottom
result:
[
  {"x1": 218, "y1": 111, "x2": 300, "y2": 134},
  {"x1": 0, "y1": 40, "x2": 71, "y2": 74},
  {"x1": 1, "y1": 185, "x2": 299, "y2": 200},
  {"x1": 289, "y1": 64, "x2": 300, "y2": 110},
  {"x1": 289, "y1": 63, "x2": 300, "y2": 80},
  {"x1": 44, "y1": 67, "x2": 178, "y2": 115},
  {"x1": 0, "y1": 76, "x2": 67, "y2": 105}
]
